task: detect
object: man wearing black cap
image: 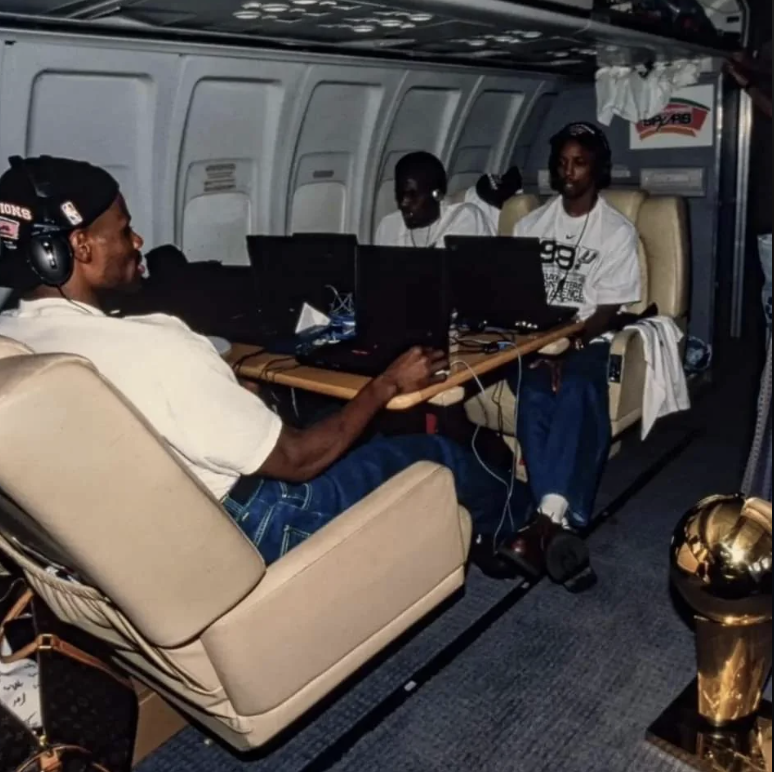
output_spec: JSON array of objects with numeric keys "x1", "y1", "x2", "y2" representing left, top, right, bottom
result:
[
  {"x1": 0, "y1": 155, "x2": 533, "y2": 575},
  {"x1": 500, "y1": 124, "x2": 641, "y2": 570}
]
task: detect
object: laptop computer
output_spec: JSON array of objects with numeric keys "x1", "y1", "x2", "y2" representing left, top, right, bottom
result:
[
  {"x1": 214, "y1": 233, "x2": 357, "y2": 349},
  {"x1": 297, "y1": 245, "x2": 451, "y2": 377},
  {"x1": 445, "y1": 236, "x2": 577, "y2": 333}
]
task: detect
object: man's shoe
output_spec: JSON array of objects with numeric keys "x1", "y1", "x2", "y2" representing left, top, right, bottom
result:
[
  {"x1": 496, "y1": 514, "x2": 554, "y2": 580},
  {"x1": 468, "y1": 537, "x2": 522, "y2": 580},
  {"x1": 499, "y1": 514, "x2": 597, "y2": 592},
  {"x1": 544, "y1": 529, "x2": 594, "y2": 587}
]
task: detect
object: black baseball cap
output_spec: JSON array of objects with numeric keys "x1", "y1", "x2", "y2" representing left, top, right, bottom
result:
[
  {"x1": 551, "y1": 122, "x2": 611, "y2": 154},
  {"x1": 476, "y1": 167, "x2": 523, "y2": 209},
  {"x1": 0, "y1": 156, "x2": 120, "y2": 290}
]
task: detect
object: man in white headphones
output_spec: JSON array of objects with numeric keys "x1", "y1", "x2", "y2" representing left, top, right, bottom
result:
[{"x1": 375, "y1": 152, "x2": 493, "y2": 248}]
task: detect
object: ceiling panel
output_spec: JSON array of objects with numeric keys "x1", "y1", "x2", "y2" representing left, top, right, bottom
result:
[{"x1": 0, "y1": 0, "x2": 732, "y2": 75}]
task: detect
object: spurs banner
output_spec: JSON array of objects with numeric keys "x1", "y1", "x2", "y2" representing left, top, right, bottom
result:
[{"x1": 630, "y1": 84, "x2": 715, "y2": 150}]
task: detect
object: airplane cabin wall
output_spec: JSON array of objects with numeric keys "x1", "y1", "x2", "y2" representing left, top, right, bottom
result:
[
  {"x1": 0, "y1": 28, "x2": 721, "y2": 349},
  {"x1": 0, "y1": 29, "x2": 552, "y2": 289},
  {"x1": 517, "y1": 84, "x2": 721, "y2": 346}
]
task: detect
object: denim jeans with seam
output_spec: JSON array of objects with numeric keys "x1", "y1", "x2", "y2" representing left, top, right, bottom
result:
[
  {"x1": 760, "y1": 234, "x2": 772, "y2": 330},
  {"x1": 506, "y1": 343, "x2": 612, "y2": 528},
  {"x1": 223, "y1": 434, "x2": 533, "y2": 565}
]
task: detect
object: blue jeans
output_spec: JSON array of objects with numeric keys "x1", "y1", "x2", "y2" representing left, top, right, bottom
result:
[
  {"x1": 760, "y1": 235, "x2": 772, "y2": 329},
  {"x1": 507, "y1": 343, "x2": 612, "y2": 528},
  {"x1": 224, "y1": 435, "x2": 533, "y2": 565}
]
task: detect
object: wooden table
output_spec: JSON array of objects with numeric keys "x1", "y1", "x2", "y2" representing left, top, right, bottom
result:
[{"x1": 227, "y1": 321, "x2": 585, "y2": 412}]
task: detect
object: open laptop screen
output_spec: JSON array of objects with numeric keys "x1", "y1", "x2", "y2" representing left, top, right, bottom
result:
[
  {"x1": 445, "y1": 236, "x2": 549, "y2": 330},
  {"x1": 355, "y1": 245, "x2": 451, "y2": 352},
  {"x1": 246, "y1": 234, "x2": 357, "y2": 334}
]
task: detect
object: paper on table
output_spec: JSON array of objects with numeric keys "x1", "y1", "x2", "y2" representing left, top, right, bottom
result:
[{"x1": 296, "y1": 303, "x2": 331, "y2": 335}]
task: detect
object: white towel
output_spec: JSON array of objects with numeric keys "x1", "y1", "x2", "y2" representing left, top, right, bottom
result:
[
  {"x1": 625, "y1": 316, "x2": 691, "y2": 440},
  {"x1": 596, "y1": 61, "x2": 702, "y2": 126}
]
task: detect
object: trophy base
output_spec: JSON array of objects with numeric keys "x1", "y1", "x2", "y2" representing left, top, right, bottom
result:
[{"x1": 647, "y1": 680, "x2": 772, "y2": 772}]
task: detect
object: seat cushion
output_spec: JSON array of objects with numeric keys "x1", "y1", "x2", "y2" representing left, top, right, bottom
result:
[
  {"x1": 0, "y1": 335, "x2": 32, "y2": 359},
  {"x1": 638, "y1": 197, "x2": 690, "y2": 319},
  {"x1": 499, "y1": 194, "x2": 541, "y2": 236},
  {"x1": 0, "y1": 353, "x2": 265, "y2": 648},
  {"x1": 601, "y1": 189, "x2": 648, "y2": 224},
  {"x1": 601, "y1": 191, "x2": 650, "y2": 314}
]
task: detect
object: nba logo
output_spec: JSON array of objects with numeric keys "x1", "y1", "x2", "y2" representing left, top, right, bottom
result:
[{"x1": 61, "y1": 201, "x2": 84, "y2": 226}]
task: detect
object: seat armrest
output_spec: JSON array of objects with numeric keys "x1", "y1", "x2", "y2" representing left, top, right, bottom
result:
[
  {"x1": 201, "y1": 462, "x2": 471, "y2": 716},
  {"x1": 608, "y1": 329, "x2": 647, "y2": 431}
]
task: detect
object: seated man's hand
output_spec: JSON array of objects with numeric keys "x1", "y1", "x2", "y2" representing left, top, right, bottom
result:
[{"x1": 379, "y1": 347, "x2": 450, "y2": 396}]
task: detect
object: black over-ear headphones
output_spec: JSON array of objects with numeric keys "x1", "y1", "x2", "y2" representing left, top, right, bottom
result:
[
  {"x1": 549, "y1": 122, "x2": 613, "y2": 193},
  {"x1": 9, "y1": 156, "x2": 74, "y2": 287}
]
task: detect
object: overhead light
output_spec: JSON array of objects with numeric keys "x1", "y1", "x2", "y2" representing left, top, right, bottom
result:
[
  {"x1": 378, "y1": 19, "x2": 403, "y2": 28},
  {"x1": 291, "y1": 0, "x2": 318, "y2": 4},
  {"x1": 407, "y1": 13, "x2": 433, "y2": 23},
  {"x1": 521, "y1": 31, "x2": 543, "y2": 39},
  {"x1": 234, "y1": 9, "x2": 261, "y2": 19},
  {"x1": 262, "y1": 2, "x2": 290, "y2": 11},
  {"x1": 352, "y1": 23, "x2": 376, "y2": 33}
]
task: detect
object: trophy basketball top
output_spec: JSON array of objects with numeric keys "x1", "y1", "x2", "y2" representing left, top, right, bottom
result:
[{"x1": 671, "y1": 495, "x2": 773, "y2": 627}]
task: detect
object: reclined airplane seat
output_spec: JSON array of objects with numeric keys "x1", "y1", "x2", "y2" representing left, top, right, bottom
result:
[
  {"x1": 465, "y1": 190, "x2": 691, "y2": 441},
  {"x1": 0, "y1": 335, "x2": 473, "y2": 752}
]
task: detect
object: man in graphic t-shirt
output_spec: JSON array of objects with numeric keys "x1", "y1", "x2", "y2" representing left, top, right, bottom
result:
[{"x1": 500, "y1": 123, "x2": 641, "y2": 576}]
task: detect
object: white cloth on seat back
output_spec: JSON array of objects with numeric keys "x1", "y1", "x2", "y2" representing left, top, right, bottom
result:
[
  {"x1": 374, "y1": 201, "x2": 493, "y2": 249},
  {"x1": 625, "y1": 316, "x2": 690, "y2": 439},
  {"x1": 514, "y1": 196, "x2": 642, "y2": 321},
  {"x1": 0, "y1": 299, "x2": 282, "y2": 500},
  {"x1": 464, "y1": 188, "x2": 501, "y2": 234}
]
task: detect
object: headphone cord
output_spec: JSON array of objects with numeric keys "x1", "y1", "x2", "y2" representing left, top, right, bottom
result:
[
  {"x1": 547, "y1": 206, "x2": 592, "y2": 307},
  {"x1": 409, "y1": 202, "x2": 480, "y2": 249},
  {"x1": 56, "y1": 285, "x2": 99, "y2": 317}
]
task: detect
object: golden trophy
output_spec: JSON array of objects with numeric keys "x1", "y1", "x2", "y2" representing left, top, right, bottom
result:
[{"x1": 648, "y1": 495, "x2": 773, "y2": 772}]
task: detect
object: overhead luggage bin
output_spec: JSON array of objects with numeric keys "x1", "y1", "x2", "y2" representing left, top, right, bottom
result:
[{"x1": 0, "y1": 0, "x2": 735, "y2": 77}]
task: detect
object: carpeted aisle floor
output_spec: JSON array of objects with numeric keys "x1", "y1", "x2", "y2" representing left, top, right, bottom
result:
[
  {"x1": 139, "y1": 356, "x2": 764, "y2": 772},
  {"x1": 324, "y1": 378, "x2": 757, "y2": 772}
]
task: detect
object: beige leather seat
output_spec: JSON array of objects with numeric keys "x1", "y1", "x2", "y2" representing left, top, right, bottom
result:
[
  {"x1": 0, "y1": 336, "x2": 472, "y2": 752},
  {"x1": 498, "y1": 193, "x2": 542, "y2": 237},
  {"x1": 465, "y1": 190, "x2": 690, "y2": 440}
]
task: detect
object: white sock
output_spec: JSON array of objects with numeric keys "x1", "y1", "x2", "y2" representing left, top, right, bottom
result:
[{"x1": 539, "y1": 494, "x2": 570, "y2": 526}]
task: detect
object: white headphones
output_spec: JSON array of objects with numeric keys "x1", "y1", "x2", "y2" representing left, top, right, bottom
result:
[{"x1": 432, "y1": 189, "x2": 444, "y2": 202}]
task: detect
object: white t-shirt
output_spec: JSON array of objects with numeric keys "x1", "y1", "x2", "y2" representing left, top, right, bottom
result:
[
  {"x1": 0, "y1": 299, "x2": 282, "y2": 500},
  {"x1": 514, "y1": 196, "x2": 641, "y2": 321},
  {"x1": 375, "y1": 201, "x2": 493, "y2": 249},
  {"x1": 464, "y1": 188, "x2": 502, "y2": 235}
]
